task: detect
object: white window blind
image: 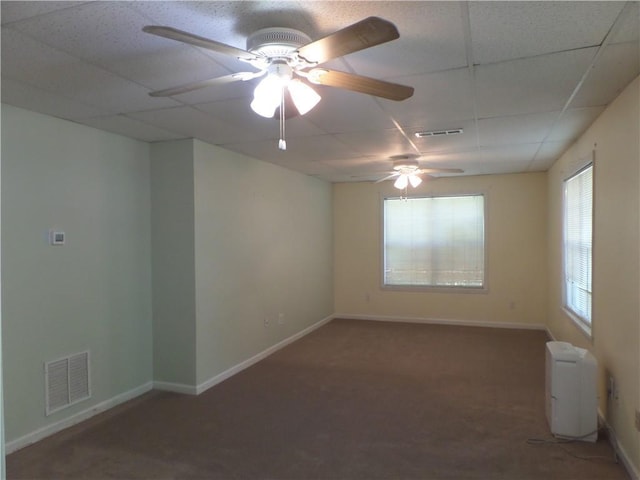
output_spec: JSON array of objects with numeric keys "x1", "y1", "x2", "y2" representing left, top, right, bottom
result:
[
  {"x1": 383, "y1": 195, "x2": 485, "y2": 288},
  {"x1": 563, "y1": 164, "x2": 593, "y2": 329}
]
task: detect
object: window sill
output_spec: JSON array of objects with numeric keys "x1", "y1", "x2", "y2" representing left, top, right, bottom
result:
[
  {"x1": 382, "y1": 284, "x2": 488, "y2": 294},
  {"x1": 562, "y1": 307, "x2": 592, "y2": 340}
]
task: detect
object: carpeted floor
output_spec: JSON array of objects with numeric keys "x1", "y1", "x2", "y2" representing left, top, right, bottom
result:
[{"x1": 7, "y1": 319, "x2": 629, "y2": 479}]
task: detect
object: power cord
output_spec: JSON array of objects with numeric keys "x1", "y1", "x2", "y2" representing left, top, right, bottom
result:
[{"x1": 526, "y1": 429, "x2": 618, "y2": 464}]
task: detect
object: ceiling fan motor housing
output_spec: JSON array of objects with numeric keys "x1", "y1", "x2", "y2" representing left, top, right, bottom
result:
[
  {"x1": 392, "y1": 158, "x2": 420, "y2": 172},
  {"x1": 247, "y1": 28, "x2": 312, "y2": 57}
]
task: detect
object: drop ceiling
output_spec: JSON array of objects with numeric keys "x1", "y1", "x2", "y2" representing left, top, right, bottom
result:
[{"x1": 2, "y1": 1, "x2": 638, "y2": 182}]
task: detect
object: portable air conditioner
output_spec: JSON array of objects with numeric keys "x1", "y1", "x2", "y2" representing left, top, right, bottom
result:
[{"x1": 545, "y1": 341, "x2": 597, "y2": 442}]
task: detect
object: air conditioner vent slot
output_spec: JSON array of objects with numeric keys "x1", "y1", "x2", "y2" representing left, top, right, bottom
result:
[
  {"x1": 414, "y1": 128, "x2": 464, "y2": 138},
  {"x1": 45, "y1": 351, "x2": 91, "y2": 416}
]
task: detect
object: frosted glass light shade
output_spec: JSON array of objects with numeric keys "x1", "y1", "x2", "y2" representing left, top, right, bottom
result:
[
  {"x1": 250, "y1": 75, "x2": 283, "y2": 118},
  {"x1": 288, "y1": 79, "x2": 321, "y2": 115},
  {"x1": 394, "y1": 174, "x2": 409, "y2": 189},
  {"x1": 408, "y1": 174, "x2": 422, "y2": 188}
]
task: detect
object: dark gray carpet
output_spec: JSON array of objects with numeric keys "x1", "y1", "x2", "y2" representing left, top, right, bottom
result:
[{"x1": 7, "y1": 319, "x2": 629, "y2": 479}]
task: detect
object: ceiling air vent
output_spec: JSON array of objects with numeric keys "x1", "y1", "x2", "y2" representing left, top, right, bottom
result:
[{"x1": 414, "y1": 128, "x2": 463, "y2": 138}]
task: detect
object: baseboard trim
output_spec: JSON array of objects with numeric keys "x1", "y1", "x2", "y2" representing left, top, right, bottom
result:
[
  {"x1": 334, "y1": 313, "x2": 548, "y2": 332},
  {"x1": 194, "y1": 314, "x2": 334, "y2": 395},
  {"x1": 152, "y1": 380, "x2": 198, "y2": 395},
  {"x1": 5, "y1": 381, "x2": 153, "y2": 454},
  {"x1": 598, "y1": 410, "x2": 640, "y2": 480}
]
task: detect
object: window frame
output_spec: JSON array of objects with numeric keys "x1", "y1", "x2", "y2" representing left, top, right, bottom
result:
[
  {"x1": 562, "y1": 157, "x2": 594, "y2": 338},
  {"x1": 380, "y1": 192, "x2": 488, "y2": 293}
]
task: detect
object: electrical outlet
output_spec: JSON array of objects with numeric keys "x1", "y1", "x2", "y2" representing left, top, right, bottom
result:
[
  {"x1": 608, "y1": 375, "x2": 616, "y2": 399},
  {"x1": 635, "y1": 410, "x2": 640, "y2": 432},
  {"x1": 264, "y1": 316, "x2": 271, "y2": 327},
  {"x1": 278, "y1": 313, "x2": 284, "y2": 325}
]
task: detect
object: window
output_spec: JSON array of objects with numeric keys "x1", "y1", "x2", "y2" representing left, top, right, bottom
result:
[
  {"x1": 383, "y1": 194, "x2": 485, "y2": 289},
  {"x1": 563, "y1": 164, "x2": 593, "y2": 333}
]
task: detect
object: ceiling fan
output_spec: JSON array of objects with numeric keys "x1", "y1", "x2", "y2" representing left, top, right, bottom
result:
[
  {"x1": 375, "y1": 156, "x2": 464, "y2": 189},
  {"x1": 142, "y1": 17, "x2": 414, "y2": 150}
]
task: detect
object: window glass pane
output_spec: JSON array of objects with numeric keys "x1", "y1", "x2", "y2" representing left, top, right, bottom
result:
[
  {"x1": 563, "y1": 165, "x2": 593, "y2": 328},
  {"x1": 384, "y1": 195, "x2": 485, "y2": 288}
]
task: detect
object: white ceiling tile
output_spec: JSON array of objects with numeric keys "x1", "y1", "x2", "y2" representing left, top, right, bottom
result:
[
  {"x1": 0, "y1": 1, "x2": 85, "y2": 25},
  {"x1": 475, "y1": 47, "x2": 598, "y2": 118},
  {"x1": 529, "y1": 141, "x2": 571, "y2": 171},
  {"x1": 81, "y1": 115, "x2": 185, "y2": 143},
  {"x1": 383, "y1": 68, "x2": 475, "y2": 128},
  {"x1": 611, "y1": 1, "x2": 640, "y2": 44},
  {"x1": 103, "y1": 45, "x2": 234, "y2": 92},
  {"x1": 547, "y1": 107, "x2": 605, "y2": 142},
  {"x1": 479, "y1": 144, "x2": 540, "y2": 170},
  {"x1": 469, "y1": 1, "x2": 625, "y2": 64},
  {"x1": 304, "y1": 88, "x2": 397, "y2": 133},
  {"x1": 330, "y1": 2, "x2": 468, "y2": 77},
  {"x1": 1, "y1": 78, "x2": 108, "y2": 121},
  {"x1": 223, "y1": 134, "x2": 355, "y2": 163},
  {"x1": 334, "y1": 129, "x2": 416, "y2": 157},
  {"x1": 478, "y1": 112, "x2": 559, "y2": 147},
  {"x1": 8, "y1": 2, "x2": 154, "y2": 62},
  {"x1": 1, "y1": 28, "x2": 72, "y2": 83},
  {"x1": 1, "y1": 28, "x2": 179, "y2": 113},
  {"x1": 571, "y1": 41, "x2": 640, "y2": 108},
  {"x1": 46, "y1": 62, "x2": 179, "y2": 113},
  {"x1": 128, "y1": 106, "x2": 246, "y2": 145},
  {"x1": 320, "y1": 155, "x2": 390, "y2": 173}
]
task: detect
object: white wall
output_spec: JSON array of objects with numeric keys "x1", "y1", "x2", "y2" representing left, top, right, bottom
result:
[
  {"x1": 547, "y1": 76, "x2": 639, "y2": 474},
  {"x1": 0, "y1": 108, "x2": 5, "y2": 477},
  {"x1": 150, "y1": 140, "x2": 197, "y2": 387},
  {"x1": 1, "y1": 105, "x2": 153, "y2": 444},
  {"x1": 193, "y1": 140, "x2": 334, "y2": 385},
  {"x1": 149, "y1": 139, "x2": 333, "y2": 391},
  {"x1": 333, "y1": 173, "x2": 548, "y2": 327}
]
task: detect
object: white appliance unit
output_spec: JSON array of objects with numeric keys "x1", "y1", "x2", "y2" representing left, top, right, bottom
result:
[{"x1": 545, "y1": 341, "x2": 597, "y2": 442}]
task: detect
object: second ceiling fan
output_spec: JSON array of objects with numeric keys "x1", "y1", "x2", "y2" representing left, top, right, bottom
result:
[{"x1": 143, "y1": 16, "x2": 414, "y2": 149}]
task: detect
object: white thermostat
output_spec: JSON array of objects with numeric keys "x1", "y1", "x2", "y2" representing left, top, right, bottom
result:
[{"x1": 49, "y1": 230, "x2": 65, "y2": 246}]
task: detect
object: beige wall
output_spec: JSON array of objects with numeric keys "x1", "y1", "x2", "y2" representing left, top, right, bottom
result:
[
  {"x1": 334, "y1": 172, "x2": 548, "y2": 326},
  {"x1": 547, "y1": 76, "x2": 639, "y2": 472}
]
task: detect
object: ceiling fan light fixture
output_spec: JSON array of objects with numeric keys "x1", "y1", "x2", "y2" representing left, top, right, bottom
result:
[
  {"x1": 250, "y1": 62, "x2": 293, "y2": 117},
  {"x1": 408, "y1": 173, "x2": 422, "y2": 188},
  {"x1": 288, "y1": 79, "x2": 321, "y2": 115},
  {"x1": 394, "y1": 174, "x2": 409, "y2": 189},
  {"x1": 250, "y1": 78, "x2": 282, "y2": 118}
]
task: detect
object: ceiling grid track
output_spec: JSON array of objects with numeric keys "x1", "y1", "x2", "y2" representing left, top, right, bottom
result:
[
  {"x1": 460, "y1": 1, "x2": 481, "y2": 155},
  {"x1": 524, "y1": 1, "x2": 634, "y2": 172}
]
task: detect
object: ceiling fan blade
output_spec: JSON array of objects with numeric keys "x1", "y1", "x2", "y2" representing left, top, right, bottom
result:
[
  {"x1": 297, "y1": 17, "x2": 399, "y2": 65},
  {"x1": 375, "y1": 172, "x2": 400, "y2": 183},
  {"x1": 308, "y1": 69, "x2": 414, "y2": 101},
  {"x1": 420, "y1": 168, "x2": 464, "y2": 174},
  {"x1": 149, "y1": 72, "x2": 262, "y2": 97},
  {"x1": 143, "y1": 26, "x2": 258, "y2": 61}
]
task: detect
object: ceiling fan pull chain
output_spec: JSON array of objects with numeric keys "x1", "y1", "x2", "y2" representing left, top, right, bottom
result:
[{"x1": 278, "y1": 87, "x2": 287, "y2": 151}]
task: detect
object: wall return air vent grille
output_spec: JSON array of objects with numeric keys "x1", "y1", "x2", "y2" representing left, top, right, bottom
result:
[{"x1": 45, "y1": 350, "x2": 91, "y2": 416}]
